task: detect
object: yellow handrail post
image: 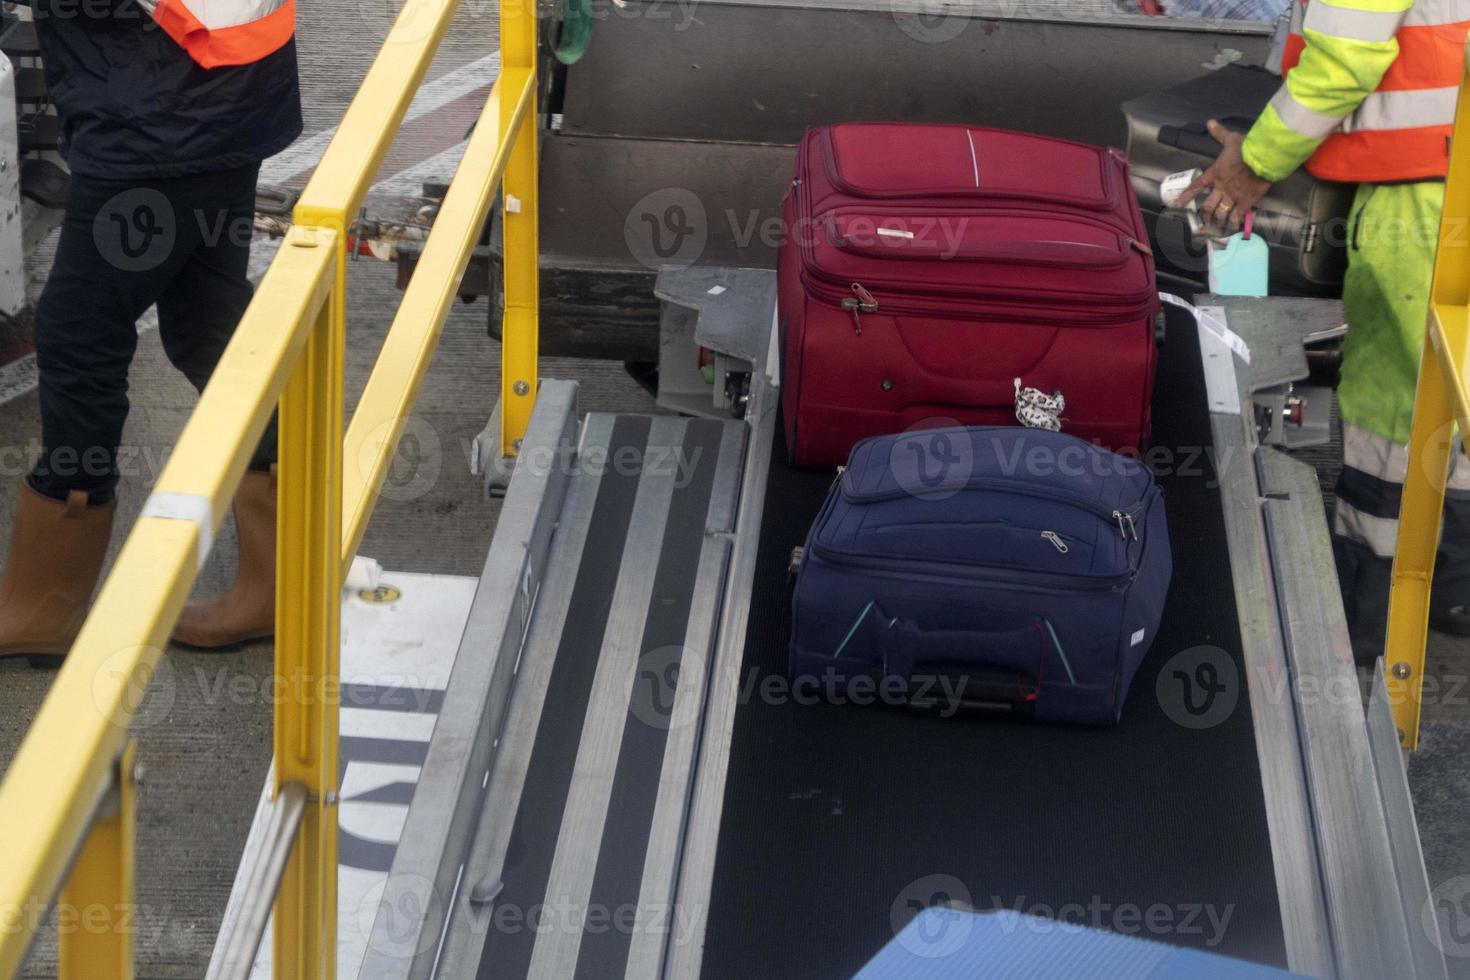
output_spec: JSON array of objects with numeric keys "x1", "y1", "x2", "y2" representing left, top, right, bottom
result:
[
  {"x1": 1386, "y1": 44, "x2": 1470, "y2": 750},
  {"x1": 499, "y1": 0, "x2": 541, "y2": 457},
  {"x1": 272, "y1": 226, "x2": 345, "y2": 980},
  {"x1": 56, "y1": 741, "x2": 137, "y2": 980},
  {"x1": 340, "y1": 67, "x2": 537, "y2": 564},
  {"x1": 1388, "y1": 315, "x2": 1458, "y2": 750}
]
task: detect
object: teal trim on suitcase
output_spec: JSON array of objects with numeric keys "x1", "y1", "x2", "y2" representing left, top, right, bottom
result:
[
  {"x1": 1043, "y1": 619, "x2": 1078, "y2": 685},
  {"x1": 833, "y1": 600, "x2": 876, "y2": 658}
]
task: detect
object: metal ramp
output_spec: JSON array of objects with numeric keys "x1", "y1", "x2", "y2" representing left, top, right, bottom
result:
[
  {"x1": 353, "y1": 277, "x2": 774, "y2": 979},
  {"x1": 351, "y1": 277, "x2": 1446, "y2": 980},
  {"x1": 438, "y1": 411, "x2": 744, "y2": 978}
]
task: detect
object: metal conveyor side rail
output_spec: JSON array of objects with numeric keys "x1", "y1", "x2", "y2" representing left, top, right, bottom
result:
[
  {"x1": 1196, "y1": 296, "x2": 1449, "y2": 979},
  {"x1": 665, "y1": 305, "x2": 780, "y2": 978},
  {"x1": 1196, "y1": 312, "x2": 1336, "y2": 977},
  {"x1": 1259, "y1": 448, "x2": 1436, "y2": 979},
  {"x1": 357, "y1": 381, "x2": 581, "y2": 980}
]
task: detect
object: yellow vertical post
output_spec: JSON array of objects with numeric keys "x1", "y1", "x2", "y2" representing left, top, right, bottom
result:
[
  {"x1": 1387, "y1": 325, "x2": 1457, "y2": 750},
  {"x1": 272, "y1": 225, "x2": 344, "y2": 979},
  {"x1": 499, "y1": 0, "x2": 540, "y2": 456},
  {"x1": 56, "y1": 742, "x2": 137, "y2": 980},
  {"x1": 1386, "y1": 46, "x2": 1470, "y2": 750}
]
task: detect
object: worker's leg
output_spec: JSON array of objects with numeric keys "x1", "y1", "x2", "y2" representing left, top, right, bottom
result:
[
  {"x1": 155, "y1": 162, "x2": 278, "y2": 471},
  {"x1": 3, "y1": 173, "x2": 206, "y2": 657},
  {"x1": 152, "y1": 163, "x2": 279, "y2": 648},
  {"x1": 30, "y1": 175, "x2": 203, "y2": 502},
  {"x1": 1332, "y1": 181, "x2": 1461, "y2": 662}
]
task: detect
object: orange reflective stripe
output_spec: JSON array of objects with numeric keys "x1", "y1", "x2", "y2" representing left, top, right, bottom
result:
[
  {"x1": 152, "y1": 0, "x2": 294, "y2": 68},
  {"x1": 1275, "y1": 0, "x2": 1466, "y2": 181},
  {"x1": 1378, "y1": 22, "x2": 1470, "y2": 89},
  {"x1": 1281, "y1": 5, "x2": 1469, "y2": 81},
  {"x1": 1306, "y1": 123, "x2": 1453, "y2": 181},
  {"x1": 1283, "y1": 32, "x2": 1308, "y2": 71}
]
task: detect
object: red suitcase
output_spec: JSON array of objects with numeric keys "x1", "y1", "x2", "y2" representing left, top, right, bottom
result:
[{"x1": 779, "y1": 122, "x2": 1161, "y2": 468}]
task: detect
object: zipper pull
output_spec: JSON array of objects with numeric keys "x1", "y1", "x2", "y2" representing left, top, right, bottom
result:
[
  {"x1": 1111, "y1": 510, "x2": 1138, "y2": 540},
  {"x1": 1041, "y1": 531, "x2": 1069, "y2": 554},
  {"x1": 840, "y1": 283, "x2": 878, "y2": 337}
]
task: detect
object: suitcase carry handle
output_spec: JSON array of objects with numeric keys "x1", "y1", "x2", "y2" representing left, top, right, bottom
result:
[
  {"x1": 880, "y1": 612, "x2": 1052, "y2": 710},
  {"x1": 1158, "y1": 117, "x2": 1253, "y2": 157}
]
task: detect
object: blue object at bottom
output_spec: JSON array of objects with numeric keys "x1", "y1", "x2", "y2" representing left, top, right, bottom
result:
[{"x1": 856, "y1": 909, "x2": 1301, "y2": 979}]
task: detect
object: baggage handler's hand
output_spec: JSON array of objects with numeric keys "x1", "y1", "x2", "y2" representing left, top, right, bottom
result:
[{"x1": 1183, "y1": 120, "x2": 1273, "y2": 232}]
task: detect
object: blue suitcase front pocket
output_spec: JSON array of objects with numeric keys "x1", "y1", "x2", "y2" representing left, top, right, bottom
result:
[{"x1": 824, "y1": 598, "x2": 1076, "y2": 712}]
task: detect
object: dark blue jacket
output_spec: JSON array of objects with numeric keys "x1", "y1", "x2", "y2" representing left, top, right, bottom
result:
[{"x1": 33, "y1": 0, "x2": 302, "y2": 179}]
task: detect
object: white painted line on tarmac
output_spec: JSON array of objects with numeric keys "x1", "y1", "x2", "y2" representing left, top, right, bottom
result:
[
  {"x1": 0, "y1": 309, "x2": 159, "y2": 408},
  {"x1": 369, "y1": 140, "x2": 469, "y2": 196},
  {"x1": 219, "y1": 571, "x2": 477, "y2": 980},
  {"x1": 261, "y1": 52, "x2": 501, "y2": 185},
  {"x1": 0, "y1": 239, "x2": 274, "y2": 409},
  {"x1": 0, "y1": 351, "x2": 36, "y2": 405}
]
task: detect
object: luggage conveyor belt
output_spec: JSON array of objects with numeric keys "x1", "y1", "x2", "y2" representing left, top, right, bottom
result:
[
  {"x1": 354, "y1": 279, "x2": 1444, "y2": 980},
  {"x1": 696, "y1": 314, "x2": 1288, "y2": 975}
]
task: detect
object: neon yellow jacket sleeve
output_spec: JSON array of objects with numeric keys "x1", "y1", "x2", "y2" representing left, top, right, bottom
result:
[{"x1": 1241, "y1": 0, "x2": 1411, "y2": 182}]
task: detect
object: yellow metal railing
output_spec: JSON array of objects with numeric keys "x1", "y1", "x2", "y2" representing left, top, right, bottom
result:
[
  {"x1": 0, "y1": 0, "x2": 539, "y2": 972},
  {"x1": 1385, "y1": 47, "x2": 1470, "y2": 752}
]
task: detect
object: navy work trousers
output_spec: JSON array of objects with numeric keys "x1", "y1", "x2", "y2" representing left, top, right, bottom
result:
[{"x1": 29, "y1": 163, "x2": 277, "y2": 503}]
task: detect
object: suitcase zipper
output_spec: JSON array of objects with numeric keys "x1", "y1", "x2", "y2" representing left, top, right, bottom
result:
[
  {"x1": 818, "y1": 204, "x2": 1155, "y2": 286},
  {"x1": 801, "y1": 205, "x2": 1158, "y2": 315},
  {"x1": 826, "y1": 215, "x2": 1136, "y2": 271},
  {"x1": 808, "y1": 541, "x2": 1135, "y2": 593},
  {"x1": 845, "y1": 475, "x2": 1152, "y2": 536},
  {"x1": 839, "y1": 282, "x2": 879, "y2": 335},
  {"x1": 804, "y1": 276, "x2": 1141, "y2": 328}
]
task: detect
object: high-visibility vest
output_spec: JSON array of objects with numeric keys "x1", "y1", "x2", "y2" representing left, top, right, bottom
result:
[
  {"x1": 139, "y1": 0, "x2": 295, "y2": 69},
  {"x1": 1277, "y1": 0, "x2": 1470, "y2": 182}
]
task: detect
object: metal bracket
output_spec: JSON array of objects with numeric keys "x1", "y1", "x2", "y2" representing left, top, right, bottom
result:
[
  {"x1": 1253, "y1": 382, "x2": 1333, "y2": 450},
  {"x1": 470, "y1": 399, "x2": 518, "y2": 495}
]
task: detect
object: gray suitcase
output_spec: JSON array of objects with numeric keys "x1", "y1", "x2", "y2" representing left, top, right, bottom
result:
[{"x1": 1123, "y1": 64, "x2": 1355, "y2": 297}]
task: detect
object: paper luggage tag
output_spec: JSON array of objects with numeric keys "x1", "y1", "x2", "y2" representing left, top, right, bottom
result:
[{"x1": 1207, "y1": 219, "x2": 1269, "y2": 297}]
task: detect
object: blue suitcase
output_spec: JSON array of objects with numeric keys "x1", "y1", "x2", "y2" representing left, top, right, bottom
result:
[{"x1": 789, "y1": 426, "x2": 1171, "y2": 726}]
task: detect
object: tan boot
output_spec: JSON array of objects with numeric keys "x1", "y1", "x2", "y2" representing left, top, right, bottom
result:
[
  {"x1": 0, "y1": 484, "x2": 116, "y2": 660},
  {"x1": 172, "y1": 468, "x2": 276, "y2": 649}
]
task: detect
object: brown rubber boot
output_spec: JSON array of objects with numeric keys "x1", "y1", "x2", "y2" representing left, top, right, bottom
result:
[
  {"x1": 172, "y1": 468, "x2": 277, "y2": 649},
  {"x1": 0, "y1": 483, "x2": 116, "y2": 660}
]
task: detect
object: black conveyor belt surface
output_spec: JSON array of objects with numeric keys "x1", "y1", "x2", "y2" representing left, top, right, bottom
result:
[{"x1": 702, "y1": 319, "x2": 1288, "y2": 976}]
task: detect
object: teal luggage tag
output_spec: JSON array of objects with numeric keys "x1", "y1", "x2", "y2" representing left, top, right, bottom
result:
[{"x1": 1207, "y1": 211, "x2": 1269, "y2": 297}]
